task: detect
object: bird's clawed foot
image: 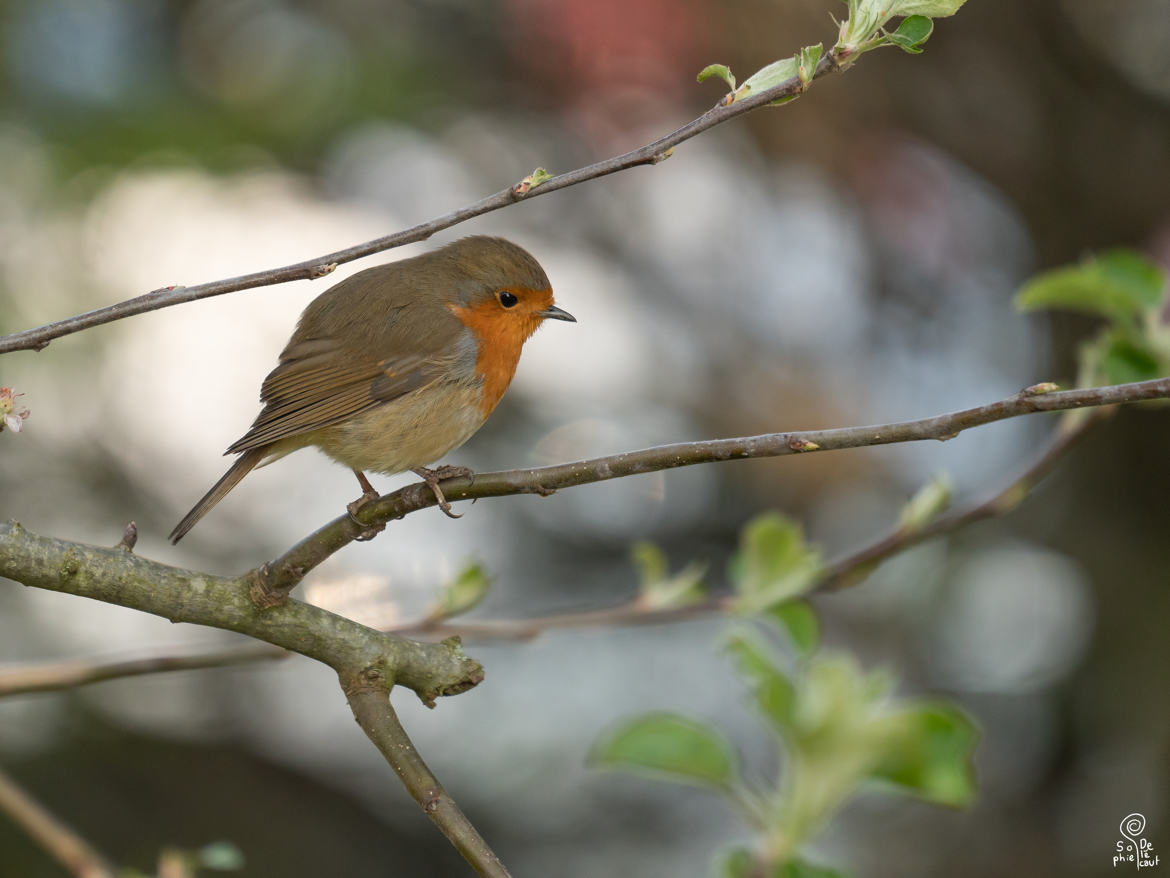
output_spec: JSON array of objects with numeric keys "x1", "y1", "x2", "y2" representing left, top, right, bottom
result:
[
  {"x1": 347, "y1": 470, "x2": 385, "y2": 540},
  {"x1": 412, "y1": 465, "x2": 474, "y2": 519}
]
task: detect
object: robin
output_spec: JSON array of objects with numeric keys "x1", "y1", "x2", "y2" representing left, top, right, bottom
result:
[{"x1": 169, "y1": 236, "x2": 574, "y2": 543}]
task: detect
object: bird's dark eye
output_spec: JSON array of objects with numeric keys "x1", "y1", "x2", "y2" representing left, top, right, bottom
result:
[{"x1": 498, "y1": 291, "x2": 519, "y2": 308}]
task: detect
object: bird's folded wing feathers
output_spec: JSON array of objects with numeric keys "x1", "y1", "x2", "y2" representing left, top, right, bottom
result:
[{"x1": 225, "y1": 338, "x2": 439, "y2": 453}]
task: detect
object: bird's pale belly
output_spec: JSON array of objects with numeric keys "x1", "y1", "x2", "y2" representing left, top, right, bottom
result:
[{"x1": 307, "y1": 380, "x2": 486, "y2": 475}]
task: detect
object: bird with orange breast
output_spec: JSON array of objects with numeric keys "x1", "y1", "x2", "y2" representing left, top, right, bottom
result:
[{"x1": 169, "y1": 236, "x2": 574, "y2": 543}]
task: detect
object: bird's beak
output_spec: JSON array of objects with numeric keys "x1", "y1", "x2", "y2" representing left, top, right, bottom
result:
[{"x1": 540, "y1": 304, "x2": 576, "y2": 322}]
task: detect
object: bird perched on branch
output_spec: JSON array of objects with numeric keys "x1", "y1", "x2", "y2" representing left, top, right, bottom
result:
[{"x1": 170, "y1": 236, "x2": 574, "y2": 543}]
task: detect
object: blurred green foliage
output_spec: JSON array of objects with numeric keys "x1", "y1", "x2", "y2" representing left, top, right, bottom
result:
[
  {"x1": 0, "y1": 1, "x2": 510, "y2": 181},
  {"x1": 1016, "y1": 249, "x2": 1170, "y2": 386},
  {"x1": 594, "y1": 513, "x2": 978, "y2": 878}
]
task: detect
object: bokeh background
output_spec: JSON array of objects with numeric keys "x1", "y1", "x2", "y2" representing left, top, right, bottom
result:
[{"x1": 1, "y1": 0, "x2": 1168, "y2": 875}]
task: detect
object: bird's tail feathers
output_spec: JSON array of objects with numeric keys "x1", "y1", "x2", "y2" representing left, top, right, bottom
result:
[{"x1": 169, "y1": 448, "x2": 265, "y2": 544}]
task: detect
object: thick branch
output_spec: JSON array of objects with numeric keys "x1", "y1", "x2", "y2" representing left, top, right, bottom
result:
[
  {"x1": 0, "y1": 644, "x2": 287, "y2": 698},
  {"x1": 0, "y1": 406, "x2": 1103, "y2": 693},
  {"x1": 256, "y1": 377, "x2": 1170, "y2": 597},
  {"x1": 344, "y1": 682, "x2": 512, "y2": 878},
  {"x1": 0, "y1": 765, "x2": 115, "y2": 878},
  {"x1": 0, "y1": 57, "x2": 838, "y2": 355},
  {"x1": 0, "y1": 524, "x2": 482, "y2": 706}
]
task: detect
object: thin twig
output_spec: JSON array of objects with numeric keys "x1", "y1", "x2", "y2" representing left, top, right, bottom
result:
[
  {"x1": 0, "y1": 411, "x2": 1101, "y2": 694},
  {"x1": 390, "y1": 411, "x2": 1103, "y2": 641},
  {"x1": 254, "y1": 377, "x2": 1170, "y2": 599},
  {"x1": 0, "y1": 765, "x2": 116, "y2": 878},
  {"x1": 818, "y1": 410, "x2": 1099, "y2": 589},
  {"x1": 0, "y1": 644, "x2": 288, "y2": 698},
  {"x1": 0, "y1": 56, "x2": 839, "y2": 356},
  {"x1": 344, "y1": 683, "x2": 512, "y2": 878},
  {"x1": 390, "y1": 597, "x2": 729, "y2": 641}
]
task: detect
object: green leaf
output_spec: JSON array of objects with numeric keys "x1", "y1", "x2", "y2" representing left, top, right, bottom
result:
[
  {"x1": 870, "y1": 703, "x2": 978, "y2": 806},
  {"x1": 886, "y1": 15, "x2": 934, "y2": 53},
  {"x1": 730, "y1": 514, "x2": 823, "y2": 614},
  {"x1": 836, "y1": 1, "x2": 962, "y2": 61},
  {"x1": 773, "y1": 858, "x2": 850, "y2": 878},
  {"x1": 889, "y1": 0, "x2": 966, "y2": 16},
  {"x1": 838, "y1": 0, "x2": 891, "y2": 49},
  {"x1": 632, "y1": 541, "x2": 706, "y2": 610},
  {"x1": 736, "y1": 58, "x2": 800, "y2": 103},
  {"x1": 1097, "y1": 249, "x2": 1165, "y2": 306},
  {"x1": 790, "y1": 654, "x2": 889, "y2": 741},
  {"x1": 632, "y1": 540, "x2": 667, "y2": 584},
  {"x1": 1101, "y1": 332, "x2": 1163, "y2": 384},
  {"x1": 1015, "y1": 249, "x2": 1166, "y2": 325},
  {"x1": 797, "y1": 44, "x2": 823, "y2": 84},
  {"x1": 429, "y1": 562, "x2": 491, "y2": 620},
  {"x1": 698, "y1": 63, "x2": 737, "y2": 91},
  {"x1": 898, "y1": 473, "x2": 952, "y2": 532},
  {"x1": 726, "y1": 632, "x2": 797, "y2": 734},
  {"x1": 716, "y1": 845, "x2": 756, "y2": 878},
  {"x1": 196, "y1": 841, "x2": 246, "y2": 871},
  {"x1": 592, "y1": 713, "x2": 739, "y2": 790},
  {"x1": 767, "y1": 600, "x2": 821, "y2": 656}
]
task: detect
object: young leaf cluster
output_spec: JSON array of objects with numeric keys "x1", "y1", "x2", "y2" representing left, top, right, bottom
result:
[
  {"x1": 1016, "y1": 249, "x2": 1170, "y2": 388},
  {"x1": 699, "y1": 45, "x2": 823, "y2": 109},
  {"x1": 834, "y1": 0, "x2": 965, "y2": 62},
  {"x1": 592, "y1": 514, "x2": 977, "y2": 878},
  {"x1": 633, "y1": 541, "x2": 707, "y2": 610},
  {"x1": 697, "y1": 0, "x2": 966, "y2": 112}
]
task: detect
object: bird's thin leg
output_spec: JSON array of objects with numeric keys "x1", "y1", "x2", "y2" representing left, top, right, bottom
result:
[
  {"x1": 411, "y1": 466, "x2": 473, "y2": 519},
  {"x1": 353, "y1": 470, "x2": 378, "y2": 498},
  {"x1": 347, "y1": 469, "x2": 385, "y2": 540}
]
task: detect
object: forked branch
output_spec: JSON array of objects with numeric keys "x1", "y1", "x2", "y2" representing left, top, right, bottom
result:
[{"x1": 254, "y1": 377, "x2": 1170, "y2": 599}]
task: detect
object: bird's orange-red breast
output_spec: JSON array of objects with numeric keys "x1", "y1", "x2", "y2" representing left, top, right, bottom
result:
[{"x1": 169, "y1": 236, "x2": 573, "y2": 543}]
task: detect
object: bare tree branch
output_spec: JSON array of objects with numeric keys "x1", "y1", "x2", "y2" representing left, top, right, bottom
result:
[
  {"x1": 0, "y1": 765, "x2": 116, "y2": 878},
  {"x1": 344, "y1": 682, "x2": 512, "y2": 878},
  {"x1": 0, "y1": 403, "x2": 1106, "y2": 878},
  {"x1": 389, "y1": 409, "x2": 1103, "y2": 640},
  {"x1": 0, "y1": 524, "x2": 483, "y2": 706},
  {"x1": 0, "y1": 56, "x2": 839, "y2": 356},
  {"x1": 0, "y1": 409, "x2": 1104, "y2": 690},
  {"x1": 0, "y1": 644, "x2": 287, "y2": 698},
  {"x1": 818, "y1": 410, "x2": 1098, "y2": 590},
  {"x1": 252, "y1": 377, "x2": 1170, "y2": 602}
]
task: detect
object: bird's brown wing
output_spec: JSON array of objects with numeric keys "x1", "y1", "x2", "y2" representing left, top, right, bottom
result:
[{"x1": 225, "y1": 337, "x2": 443, "y2": 454}]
